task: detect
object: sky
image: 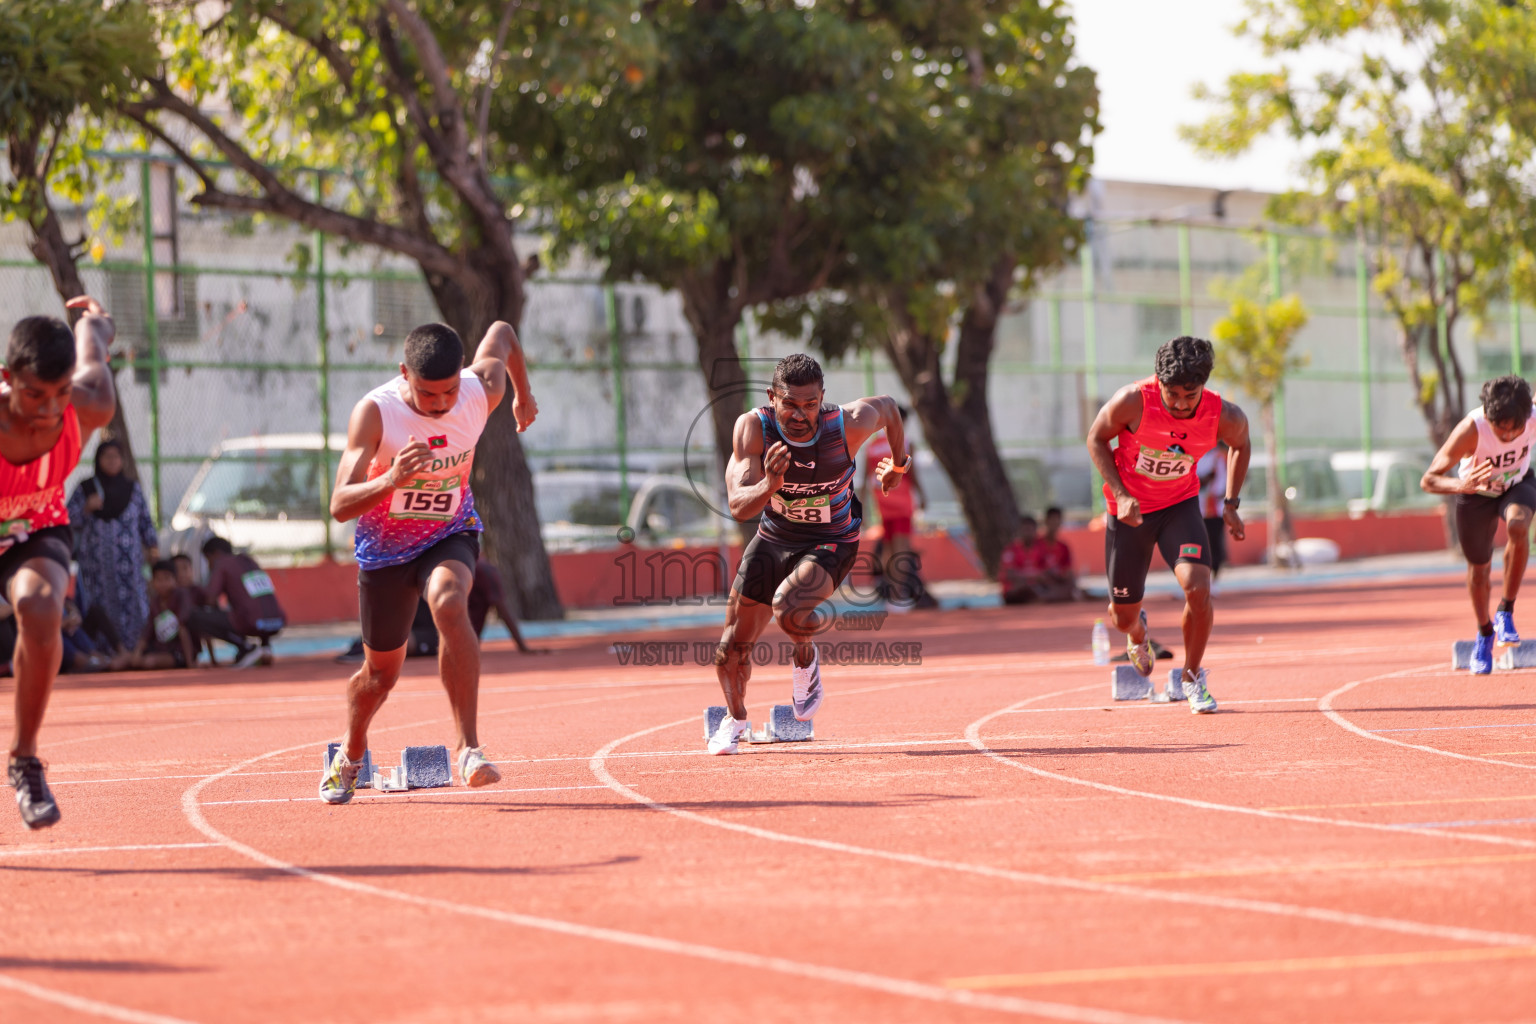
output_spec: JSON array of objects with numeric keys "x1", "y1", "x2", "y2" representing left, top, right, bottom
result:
[{"x1": 1068, "y1": 0, "x2": 1310, "y2": 193}]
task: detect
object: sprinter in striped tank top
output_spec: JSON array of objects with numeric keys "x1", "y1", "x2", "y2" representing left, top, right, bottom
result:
[
  {"x1": 2, "y1": 296, "x2": 119, "y2": 830},
  {"x1": 707, "y1": 354, "x2": 912, "y2": 754},
  {"x1": 1422, "y1": 376, "x2": 1536, "y2": 674}
]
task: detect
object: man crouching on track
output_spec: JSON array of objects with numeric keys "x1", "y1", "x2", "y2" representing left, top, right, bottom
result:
[
  {"x1": 708, "y1": 353, "x2": 910, "y2": 754},
  {"x1": 1421, "y1": 375, "x2": 1536, "y2": 674},
  {"x1": 319, "y1": 321, "x2": 537, "y2": 804},
  {"x1": 1087, "y1": 335, "x2": 1251, "y2": 713},
  {"x1": 5, "y1": 297, "x2": 118, "y2": 829}
]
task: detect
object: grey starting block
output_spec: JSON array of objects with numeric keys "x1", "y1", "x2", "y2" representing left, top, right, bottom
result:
[
  {"x1": 400, "y1": 745, "x2": 452, "y2": 788},
  {"x1": 324, "y1": 743, "x2": 374, "y2": 789},
  {"x1": 766, "y1": 704, "x2": 814, "y2": 741},
  {"x1": 1112, "y1": 666, "x2": 1188, "y2": 702},
  {"x1": 704, "y1": 705, "x2": 730, "y2": 740},
  {"x1": 1450, "y1": 639, "x2": 1536, "y2": 670}
]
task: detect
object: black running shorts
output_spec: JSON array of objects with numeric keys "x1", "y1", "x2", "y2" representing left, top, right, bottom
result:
[
  {"x1": 1105, "y1": 496, "x2": 1213, "y2": 605},
  {"x1": 733, "y1": 531, "x2": 860, "y2": 606},
  {"x1": 358, "y1": 531, "x2": 480, "y2": 651},
  {"x1": 0, "y1": 525, "x2": 73, "y2": 600},
  {"x1": 1456, "y1": 470, "x2": 1536, "y2": 565}
]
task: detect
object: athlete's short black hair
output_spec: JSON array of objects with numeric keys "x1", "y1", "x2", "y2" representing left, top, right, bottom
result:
[
  {"x1": 1482, "y1": 375, "x2": 1533, "y2": 427},
  {"x1": 403, "y1": 323, "x2": 465, "y2": 381},
  {"x1": 772, "y1": 353, "x2": 824, "y2": 392},
  {"x1": 7, "y1": 316, "x2": 75, "y2": 381},
  {"x1": 201, "y1": 536, "x2": 234, "y2": 558},
  {"x1": 151, "y1": 559, "x2": 177, "y2": 578},
  {"x1": 1154, "y1": 336, "x2": 1215, "y2": 390}
]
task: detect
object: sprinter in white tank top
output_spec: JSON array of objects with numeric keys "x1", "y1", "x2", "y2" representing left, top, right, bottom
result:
[
  {"x1": 1423, "y1": 375, "x2": 1536, "y2": 673},
  {"x1": 320, "y1": 321, "x2": 538, "y2": 804}
]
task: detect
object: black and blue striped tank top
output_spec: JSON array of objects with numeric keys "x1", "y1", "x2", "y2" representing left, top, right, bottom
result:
[{"x1": 755, "y1": 404, "x2": 862, "y2": 544}]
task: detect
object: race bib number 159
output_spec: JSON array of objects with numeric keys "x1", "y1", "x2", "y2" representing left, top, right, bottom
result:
[{"x1": 390, "y1": 474, "x2": 464, "y2": 522}]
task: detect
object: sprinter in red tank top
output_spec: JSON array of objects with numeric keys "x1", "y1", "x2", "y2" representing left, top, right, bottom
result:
[
  {"x1": 1086, "y1": 336, "x2": 1251, "y2": 712},
  {"x1": 4, "y1": 297, "x2": 118, "y2": 829}
]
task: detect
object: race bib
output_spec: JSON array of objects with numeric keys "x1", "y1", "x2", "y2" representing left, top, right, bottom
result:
[
  {"x1": 1133, "y1": 446, "x2": 1196, "y2": 481},
  {"x1": 0, "y1": 517, "x2": 33, "y2": 553},
  {"x1": 241, "y1": 569, "x2": 275, "y2": 598},
  {"x1": 154, "y1": 610, "x2": 180, "y2": 644},
  {"x1": 389, "y1": 474, "x2": 464, "y2": 522},
  {"x1": 770, "y1": 493, "x2": 832, "y2": 524}
]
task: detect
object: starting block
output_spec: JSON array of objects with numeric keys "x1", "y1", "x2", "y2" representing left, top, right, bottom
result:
[
  {"x1": 324, "y1": 743, "x2": 374, "y2": 789},
  {"x1": 400, "y1": 745, "x2": 452, "y2": 788},
  {"x1": 373, "y1": 766, "x2": 409, "y2": 792},
  {"x1": 704, "y1": 705, "x2": 814, "y2": 744},
  {"x1": 1112, "y1": 665, "x2": 1188, "y2": 702},
  {"x1": 1450, "y1": 639, "x2": 1536, "y2": 671}
]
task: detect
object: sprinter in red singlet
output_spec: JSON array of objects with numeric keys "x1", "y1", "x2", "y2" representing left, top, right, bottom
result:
[
  {"x1": 4, "y1": 297, "x2": 118, "y2": 828},
  {"x1": 1086, "y1": 336, "x2": 1251, "y2": 713}
]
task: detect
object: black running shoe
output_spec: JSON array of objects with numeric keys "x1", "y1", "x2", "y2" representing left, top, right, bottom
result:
[{"x1": 9, "y1": 755, "x2": 61, "y2": 830}]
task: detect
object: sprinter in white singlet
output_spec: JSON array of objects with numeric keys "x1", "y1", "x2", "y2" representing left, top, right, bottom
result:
[{"x1": 1422, "y1": 375, "x2": 1536, "y2": 674}]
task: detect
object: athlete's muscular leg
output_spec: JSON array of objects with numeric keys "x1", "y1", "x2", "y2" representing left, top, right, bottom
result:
[
  {"x1": 345, "y1": 644, "x2": 406, "y2": 762},
  {"x1": 774, "y1": 560, "x2": 837, "y2": 669},
  {"x1": 425, "y1": 559, "x2": 481, "y2": 755},
  {"x1": 715, "y1": 591, "x2": 775, "y2": 721},
  {"x1": 8, "y1": 558, "x2": 67, "y2": 759},
  {"x1": 1502, "y1": 504, "x2": 1533, "y2": 604},
  {"x1": 1174, "y1": 562, "x2": 1214, "y2": 677},
  {"x1": 1468, "y1": 561, "x2": 1494, "y2": 629},
  {"x1": 1106, "y1": 600, "x2": 1145, "y2": 641}
]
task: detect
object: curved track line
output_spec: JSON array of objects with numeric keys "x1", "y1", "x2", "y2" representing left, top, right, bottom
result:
[
  {"x1": 965, "y1": 665, "x2": 1536, "y2": 852},
  {"x1": 0, "y1": 973, "x2": 198, "y2": 1024},
  {"x1": 1321, "y1": 678, "x2": 1536, "y2": 771},
  {"x1": 179, "y1": 740, "x2": 1187, "y2": 1024},
  {"x1": 590, "y1": 685, "x2": 1536, "y2": 948}
]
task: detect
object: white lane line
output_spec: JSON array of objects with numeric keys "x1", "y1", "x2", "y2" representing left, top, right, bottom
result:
[
  {"x1": 1000, "y1": 698, "x2": 1320, "y2": 714},
  {"x1": 180, "y1": 737, "x2": 1190, "y2": 1024},
  {"x1": 200, "y1": 785, "x2": 609, "y2": 806},
  {"x1": 591, "y1": 684, "x2": 1536, "y2": 949},
  {"x1": 1321, "y1": 678, "x2": 1536, "y2": 772},
  {"x1": 0, "y1": 843, "x2": 220, "y2": 859},
  {"x1": 0, "y1": 973, "x2": 198, "y2": 1024}
]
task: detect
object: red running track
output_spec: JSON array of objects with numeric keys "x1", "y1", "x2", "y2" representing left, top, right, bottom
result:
[{"x1": 4, "y1": 576, "x2": 1536, "y2": 1023}]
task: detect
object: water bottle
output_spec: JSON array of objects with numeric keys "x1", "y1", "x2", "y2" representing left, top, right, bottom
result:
[{"x1": 1091, "y1": 618, "x2": 1111, "y2": 666}]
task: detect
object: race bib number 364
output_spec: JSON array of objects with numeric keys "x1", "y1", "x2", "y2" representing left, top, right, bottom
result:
[
  {"x1": 390, "y1": 474, "x2": 464, "y2": 522},
  {"x1": 1133, "y1": 446, "x2": 1195, "y2": 481}
]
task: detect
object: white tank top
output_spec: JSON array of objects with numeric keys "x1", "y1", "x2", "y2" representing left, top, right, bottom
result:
[
  {"x1": 353, "y1": 369, "x2": 490, "y2": 570},
  {"x1": 1459, "y1": 408, "x2": 1536, "y2": 497}
]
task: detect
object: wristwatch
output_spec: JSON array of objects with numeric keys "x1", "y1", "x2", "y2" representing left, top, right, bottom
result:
[
  {"x1": 1223, "y1": 496, "x2": 1241, "y2": 510},
  {"x1": 891, "y1": 454, "x2": 912, "y2": 474}
]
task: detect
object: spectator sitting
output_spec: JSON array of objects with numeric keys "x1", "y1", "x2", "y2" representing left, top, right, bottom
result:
[
  {"x1": 171, "y1": 552, "x2": 216, "y2": 665},
  {"x1": 62, "y1": 597, "x2": 127, "y2": 673},
  {"x1": 999, "y1": 516, "x2": 1048, "y2": 605},
  {"x1": 195, "y1": 537, "x2": 286, "y2": 669},
  {"x1": 1036, "y1": 507, "x2": 1090, "y2": 602},
  {"x1": 132, "y1": 560, "x2": 195, "y2": 670}
]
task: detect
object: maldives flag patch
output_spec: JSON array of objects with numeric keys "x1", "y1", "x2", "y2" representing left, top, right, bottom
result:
[
  {"x1": 427, "y1": 435, "x2": 449, "y2": 449},
  {"x1": 1179, "y1": 543, "x2": 1203, "y2": 559}
]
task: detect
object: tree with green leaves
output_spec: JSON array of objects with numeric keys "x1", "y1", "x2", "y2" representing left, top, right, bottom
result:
[
  {"x1": 1209, "y1": 273, "x2": 1309, "y2": 567},
  {"x1": 117, "y1": 0, "x2": 655, "y2": 618},
  {"x1": 1184, "y1": 0, "x2": 1536, "y2": 449},
  {"x1": 0, "y1": 0, "x2": 157, "y2": 473}
]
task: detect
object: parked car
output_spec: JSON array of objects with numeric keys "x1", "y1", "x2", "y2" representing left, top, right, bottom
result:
[
  {"x1": 1329, "y1": 450, "x2": 1439, "y2": 515},
  {"x1": 909, "y1": 450, "x2": 1056, "y2": 530},
  {"x1": 1240, "y1": 450, "x2": 1347, "y2": 517}
]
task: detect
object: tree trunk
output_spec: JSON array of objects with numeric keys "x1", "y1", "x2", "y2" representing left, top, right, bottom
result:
[
  {"x1": 424, "y1": 260, "x2": 563, "y2": 620},
  {"x1": 880, "y1": 264, "x2": 1020, "y2": 575},
  {"x1": 1259, "y1": 402, "x2": 1297, "y2": 568},
  {"x1": 7, "y1": 133, "x2": 141, "y2": 480},
  {"x1": 679, "y1": 262, "x2": 755, "y2": 543}
]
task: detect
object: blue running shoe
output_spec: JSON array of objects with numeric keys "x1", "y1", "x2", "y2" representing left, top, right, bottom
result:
[
  {"x1": 1495, "y1": 610, "x2": 1520, "y2": 646},
  {"x1": 1472, "y1": 632, "x2": 1495, "y2": 675}
]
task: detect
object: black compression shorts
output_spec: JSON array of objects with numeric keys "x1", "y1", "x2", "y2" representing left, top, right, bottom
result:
[
  {"x1": 358, "y1": 531, "x2": 480, "y2": 651},
  {"x1": 1456, "y1": 470, "x2": 1536, "y2": 565},
  {"x1": 0, "y1": 525, "x2": 72, "y2": 600},
  {"x1": 1105, "y1": 496, "x2": 1213, "y2": 604},
  {"x1": 733, "y1": 531, "x2": 860, "y2": 606}
]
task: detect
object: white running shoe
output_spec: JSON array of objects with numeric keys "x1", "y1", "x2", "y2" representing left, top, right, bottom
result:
[
  {"x1": 234, "y1": 645, "x2": 264, "y2": 670},
  {"x1": 1184, "y1": 669, "x2": 1218, "y2": 714},
  {"x1": 707, "y1": 715, "x2": 750, "y2": 755},
  {"x1": 791, "y1": 648, "x2": 823, "y2": 721},
  {"x1": 457, "y1": 746, "x2": 503, "y2": 788}
]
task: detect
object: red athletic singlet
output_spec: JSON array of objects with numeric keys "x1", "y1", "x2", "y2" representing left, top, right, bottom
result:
[
  {"x1": 0, "y1": 405, "x2": 82, "y2": 549},
  {"x1": 1104, "y1": 377, "x2": 1221, "y2": 516}
]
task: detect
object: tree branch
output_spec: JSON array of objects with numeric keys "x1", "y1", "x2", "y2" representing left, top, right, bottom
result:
[
  {"x1": 260, "y1": 7, "x2": 356, "y2": 92},
  {"x1": 477, "y1": 0, "x2": 519, "y2": 173}
]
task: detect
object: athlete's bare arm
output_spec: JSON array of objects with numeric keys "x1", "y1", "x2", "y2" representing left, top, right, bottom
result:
[
  {"x1": 329, "y1": 400, "x2": 434, "y2": 523},
  {"x1": 843, "y1": 396, "x2": 908, "y2": 495},
  {"x1": 1423, "y1": 415, "x2": 1494, "y2": 494},
  {"x1": 1217, "y1": 400, "x2": 1252, "y2": 541},
  {"x1": 63, "y1": 296, "x2": 116, "y2": 433},
  {"x1": 1086, "y1": 385, "x2": 1147, "y2": 525},
  {"x1": 468, "y1": 321, "x2": 537, "y2": 430},
  {"x1": 726, "y1": 412, "x2": 789, "y2": 522}
]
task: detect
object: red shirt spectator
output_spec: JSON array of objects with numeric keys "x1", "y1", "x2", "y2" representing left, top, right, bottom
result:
[{"x1": 205, "y1": 550, "x2": 287, "y2": 636}]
